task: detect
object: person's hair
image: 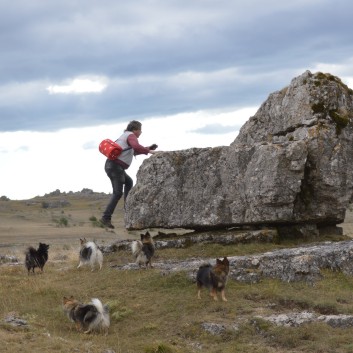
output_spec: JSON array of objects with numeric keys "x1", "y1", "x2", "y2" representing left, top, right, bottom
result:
[{"x1": 126, "y1": 120, "x2": 142, "y2": 132}]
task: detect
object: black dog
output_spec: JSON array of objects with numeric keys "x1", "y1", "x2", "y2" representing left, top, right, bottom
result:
[{"x1": 25, "y1": 242, "x2": 49, "y2": 274}]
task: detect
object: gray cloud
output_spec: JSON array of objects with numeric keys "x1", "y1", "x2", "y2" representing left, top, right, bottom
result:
[
  {"x1": 190, "y1": 124, "x2": 243, "y2": 135},
  {"x1": 1, "y1": 0, "x2": 353, "y2": 132},
  {"x1": 82, "y1": 141, "x2": 97, "y2": 150}
]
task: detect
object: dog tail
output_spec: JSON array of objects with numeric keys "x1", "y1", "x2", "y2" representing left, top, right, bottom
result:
[
  {"x1": 25, "y1": 246, "x2": 36, "y2": 256},
  {"x1": 25, "y1": 247, "x2": 38, "y2": 270},
  {"x1": 131, "y1": 240, "x2": 142, "y2": 257},
  {"x1": 91, "y1": 298, "x2": 110, "y2": 329},
  {"x1": 96, "y1": 249, "x2": 103, "y2": 269},
  {"x1": 91, "y1": 298, "x2": 104, "y2": 313},
  {"x1": 85, "y1": 241, "x2": 97, "y2": 251},
  {"x1": 198, "y1": 263, "x2": 212, "y2": 270}
]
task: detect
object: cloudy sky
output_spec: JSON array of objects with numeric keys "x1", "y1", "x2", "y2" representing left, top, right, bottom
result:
[{"x1": 1, "y1": 0, "x2": 353, "y2": 200}]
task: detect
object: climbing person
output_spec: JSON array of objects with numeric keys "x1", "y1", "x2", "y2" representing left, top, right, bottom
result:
[{"x1": 100, "y1": 120, "x2": 158, "y2": 229}]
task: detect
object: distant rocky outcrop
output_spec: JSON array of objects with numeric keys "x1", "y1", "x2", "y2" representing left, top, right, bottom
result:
[
  {"x1": 44, "y1": 188, "x2": 106, "y2": 197},
  {"x1": 125, "y1": 71, "x2": 353, "y2": 232}
]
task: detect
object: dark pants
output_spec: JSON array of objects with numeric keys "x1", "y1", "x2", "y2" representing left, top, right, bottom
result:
[{"x1": 102, "y1": 159, "x2": 133, "y2": 221}]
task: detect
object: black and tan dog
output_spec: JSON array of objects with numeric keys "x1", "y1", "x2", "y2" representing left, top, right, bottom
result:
[
  {"x1": 25, "y1": 242, "x2": 49, "y2": 274},
  {"x1": 196, "y1": 257, "x2": 230, "y2": 302},
  {"x1": 131, "y1": 231, "x2": 155, "y2": 268},
  {"x1": 62, "y1": 296, "x2": 110, "y2": 334}
]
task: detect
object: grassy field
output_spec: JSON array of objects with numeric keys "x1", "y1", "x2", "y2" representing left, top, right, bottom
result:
[{"x1": 1, "y1": 195, "x2": 353, "y2": 353}]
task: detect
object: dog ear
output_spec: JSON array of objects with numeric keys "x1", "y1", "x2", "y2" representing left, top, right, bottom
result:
[{"x1": 216, "y1": 258, "x2": 221, "y2": 264}]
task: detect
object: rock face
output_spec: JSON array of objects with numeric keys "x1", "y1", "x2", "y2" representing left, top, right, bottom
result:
[{"x1": 125, "y1": 71, "x2": 353, "y2": 231}]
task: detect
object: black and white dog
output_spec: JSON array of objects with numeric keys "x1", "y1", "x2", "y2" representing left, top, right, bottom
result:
[
  {"x1": 77, "y1": 238, "x2": 103, "y2": 271},
  {"x1": 63, "y1": 296, "x2": 110, "y2": 334}
]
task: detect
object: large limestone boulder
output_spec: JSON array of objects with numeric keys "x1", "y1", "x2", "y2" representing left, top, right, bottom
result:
[{"x1": 125, "y1": 71, "x2": 353, "y2": 231}]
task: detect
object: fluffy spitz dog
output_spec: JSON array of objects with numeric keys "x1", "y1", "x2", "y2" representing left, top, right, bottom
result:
[
  {"x1": 196, "y1": 257, "x2": 230, "y2": 302},
  {"x1": 25, "y1": 242, "x2": 49, "y2": 274},
  {"x1": 131, "y1": 231, "x2": 155, "y2": 268},
  {"x1": 62, "y1": 296, "x2": 110, "y2": 334},
  {"x1": 77, "y1": 238, "x2": 103, "y2": 271}
]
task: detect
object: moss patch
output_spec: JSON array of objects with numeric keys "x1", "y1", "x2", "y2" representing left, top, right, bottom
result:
[
  {"x1": 311, "y1": 101, "x2": 351, "y2": 135},
  {"x1": 311, "y1": 102, "x2": 326, "y2": 114},
  {"x1": 314, "y1": 72, "x2": 353, "y2": 95},
  {"x1": 329, "y1": 110, "x2": 350, "y2": 135}
]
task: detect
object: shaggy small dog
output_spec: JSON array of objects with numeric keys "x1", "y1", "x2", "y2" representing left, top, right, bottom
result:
[
  {"x1": 77, "y1": 238, "x2": 103, "y2": 271},
  {"x1": 25, "y1": 242, "x2": 49, "y2": 274},
  {"x1": 131, "y1": 231, "x2": 155, "y2": 268},
  {"x1": 62, "y1": 296, "x2": 110, "y2": 334},
  {"x1": 196, "y1": 257, "x2": 230, "y2": 302}
]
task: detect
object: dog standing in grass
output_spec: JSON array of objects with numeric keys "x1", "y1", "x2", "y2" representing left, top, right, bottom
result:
[
  {"x1": 62, "y1": 296, "x2": 110, "y2": 334},
  {"x1": 25, "y1": 242, "x2": 49, "y2": 274},
  {"x1": 77, "y1": 238, "x2": 103, "y2": 271},
  {"x1": 196, "y1": 257, "x2": 230, "y2": 302},
  {"x1": 131, "y1": 231, "x2": 155, "y2": 268}
]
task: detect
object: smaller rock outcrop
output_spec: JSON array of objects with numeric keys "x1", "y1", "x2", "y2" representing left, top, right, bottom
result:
[
  {"x1": 112, "y1": 240, "x2": 353, "y2": 284},
  {"x1": 255, "y1": 312, "x2": 353, "y2": 329}
]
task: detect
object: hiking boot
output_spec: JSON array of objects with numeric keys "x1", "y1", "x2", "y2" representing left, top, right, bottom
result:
[{"x1": 99, "y1": 218, "x2": 115, "y2": 229}]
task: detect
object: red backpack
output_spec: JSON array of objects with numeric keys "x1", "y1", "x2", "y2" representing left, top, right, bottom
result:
[{"x1": 98, "y1": 139, "x2": 124, "y2": 160}]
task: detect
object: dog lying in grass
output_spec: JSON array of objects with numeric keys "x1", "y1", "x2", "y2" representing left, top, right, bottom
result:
[
  {"x1": 25, "y1": 242, "x2": 49, "y2": 275},
  {"x1": 131, "y1": 231, "x2": 155, "y2": 268},
  {"x1": 196, "y1": 257, "x2": 230, "y2": 302},
  {"x1": 62, "y1": 296, "x2": 110, "y2": 334}
]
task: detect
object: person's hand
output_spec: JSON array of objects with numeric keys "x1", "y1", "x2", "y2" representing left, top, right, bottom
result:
[{"x1": 149, "y1": 144, "x2": 158, "y2": 150}]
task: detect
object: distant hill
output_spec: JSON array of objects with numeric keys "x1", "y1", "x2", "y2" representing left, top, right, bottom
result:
[{"x1": 1, "y1": 188, "x2": 110, "y2": 202}]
